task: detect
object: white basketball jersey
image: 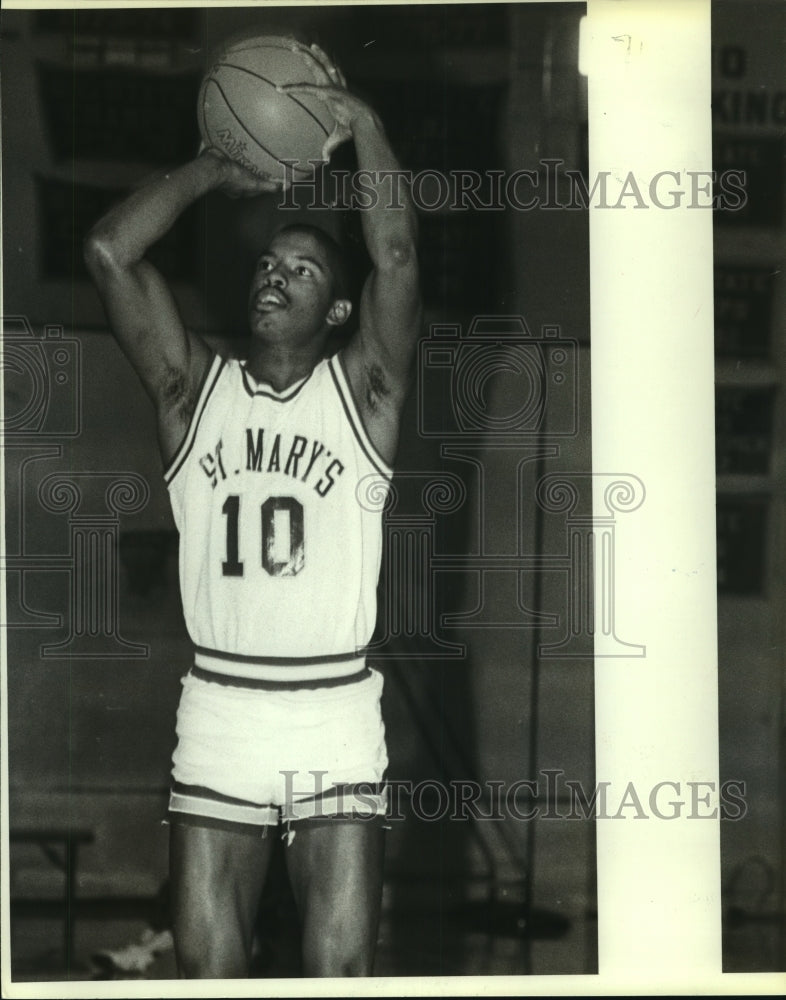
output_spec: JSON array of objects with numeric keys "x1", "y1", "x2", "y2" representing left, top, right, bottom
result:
[{"x1": 165, "y1": 352, "x2": 391, "y2": 684}]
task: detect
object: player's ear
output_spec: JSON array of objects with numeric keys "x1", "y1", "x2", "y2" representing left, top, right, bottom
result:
[{"x1": 326, "y1": 299, "x2": 352, "y2": 327}]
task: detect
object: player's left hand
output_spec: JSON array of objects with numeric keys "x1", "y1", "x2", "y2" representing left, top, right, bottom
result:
[{"x1": 281, "y1": 43, "x2": 377, "y2": 155}]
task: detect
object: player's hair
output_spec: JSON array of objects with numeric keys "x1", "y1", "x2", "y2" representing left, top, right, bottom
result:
[{"x1": 272, "y1": 223, "x2": 351, "y2": 302}]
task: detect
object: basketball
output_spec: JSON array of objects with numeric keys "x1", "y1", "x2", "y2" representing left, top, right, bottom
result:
[{"x1": 198, "y1": 36, "x2": 342, "y2": 180}]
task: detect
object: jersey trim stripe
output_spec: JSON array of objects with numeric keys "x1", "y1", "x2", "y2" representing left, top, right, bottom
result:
[
  {"x1": 190, "y1": 664, "x2": 372, "y2": 690},
  {"x1": 240, "y1": 362, "x2": 314, "y2": 401},
  {"x1": 194, "y1": 645, "x2": 367, "y2": 666},
  {"x1": 163, "y1": 353, "x2": 226, "y2": 487},
  {"x1": 193, "y1": 646, "x2": 368, "y2": 683},
  {"x1": 328, "y1": 355, "x2": 393, "y2": 479}
]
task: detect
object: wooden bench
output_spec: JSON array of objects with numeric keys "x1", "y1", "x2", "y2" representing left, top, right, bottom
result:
[{"x1": 10, "y1": 827, "x2": 94, "y2": 964}]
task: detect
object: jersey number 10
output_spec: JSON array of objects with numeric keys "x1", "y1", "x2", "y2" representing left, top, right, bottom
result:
[{"x1": 221, "y1": 494, "x2": 304, "y2": 577}]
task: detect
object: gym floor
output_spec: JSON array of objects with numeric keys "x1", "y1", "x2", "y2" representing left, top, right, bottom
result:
[
  {"x1": 9, "y1": 891, "x2": 780, "y2": 984},
  {"x1": 9, "y1": 811, "x2": 598, "y2": 983},
  {"x1": 9, "y1": 892, "x2": 597, "y2": 984}
]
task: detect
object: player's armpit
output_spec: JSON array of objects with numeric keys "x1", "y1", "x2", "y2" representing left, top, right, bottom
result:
[
  {"x1": 341, "y1": 264, "x2": 422, "y2": 466},
  {"x1": 355, "y1": 250, "x2": 422, "y2": 387},
  {"x1": 155, "y1": 354, "x2": 215, "y2": 466},
  {"x1": 339, "y1": 345, "x2": 403, "y2": 468}
]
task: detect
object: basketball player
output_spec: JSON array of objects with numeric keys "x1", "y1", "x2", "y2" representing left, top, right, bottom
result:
[{"x1": 84, "y1": 45, "x2": 420, "y2": 978}]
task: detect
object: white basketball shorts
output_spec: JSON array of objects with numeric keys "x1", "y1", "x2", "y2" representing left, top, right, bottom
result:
[{"x1": 168, "y1": 666, "x2": 388, "y2": 834}]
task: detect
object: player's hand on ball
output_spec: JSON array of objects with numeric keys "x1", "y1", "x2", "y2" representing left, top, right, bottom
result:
[
  {"x1": 200, "y1": 147, "x2": 288, "y2": 198},
  {"x1": 282, "y1": 43, "x2": 376, "y2": 155},
  {"x1": 302, "y1": 42, "x2": 348, "y2": 89}
]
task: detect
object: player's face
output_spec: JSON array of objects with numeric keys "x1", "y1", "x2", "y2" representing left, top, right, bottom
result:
[{"x1": 248, "y1": 230, "x2": 339, "y2": 347}]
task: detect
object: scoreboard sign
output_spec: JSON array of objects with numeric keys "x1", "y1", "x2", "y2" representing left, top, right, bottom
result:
[
  {"x1": 716, "y1": 496, "x2": 769, "y2": 595},
  {"x1": 712, "y1": 134, "x2": 784, "y2": 227},
  {"x1": 715, "y1": 386, "x2": 776, "y2": 475},
  {"x1": 712, "y1": 33, "x2": 786, "y2": 228},
  {"x1": 714, "y1": 265, "x2": 776, "y2": 357}
]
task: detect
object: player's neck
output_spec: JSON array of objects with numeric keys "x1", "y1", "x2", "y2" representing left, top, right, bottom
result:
[{"x1": 245, "y1": 342, "x2": 323, "y2": 393}]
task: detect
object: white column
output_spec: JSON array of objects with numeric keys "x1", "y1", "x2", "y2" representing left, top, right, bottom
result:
[{"x1": 589, "y1": 0, "x2": 721, "y2": 988}]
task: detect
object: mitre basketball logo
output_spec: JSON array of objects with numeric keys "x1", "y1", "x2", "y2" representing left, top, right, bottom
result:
[
  {"x1": 214, "y1": 129, "x2": 264, "y2": 178},
  {"x1": 215, "y1": 128, "x2": 246, "y2": 158}
]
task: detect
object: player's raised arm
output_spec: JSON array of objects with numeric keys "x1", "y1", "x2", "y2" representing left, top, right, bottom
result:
[
  {"x1": 83, "y1": 151, "x2": 282, "y2": 463},
  {"x1": 284, "y1": 47, "x2": 422, "y2": 466}
]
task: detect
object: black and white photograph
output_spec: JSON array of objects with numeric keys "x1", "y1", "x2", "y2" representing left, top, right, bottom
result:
[{"x1": 0, "y1": 0, "x2": 783, "y2": 994}]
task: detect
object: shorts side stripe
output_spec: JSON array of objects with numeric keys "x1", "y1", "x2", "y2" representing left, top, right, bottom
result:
[
  {"x1": 169, "y1": 786, "x2": 279, "y2": 827},
  {"x1": 282, "y1": 782, "x2": 389, "y2": 822},
  {"x1": 170, "y1": 780, "x2": 272, "y2": 807},
  {"x1": 295, "y1": 781, "x2": 386, "y2": 804},
  {"x1": 167, "y1": 813, "x2": 275, "y2": 838}
]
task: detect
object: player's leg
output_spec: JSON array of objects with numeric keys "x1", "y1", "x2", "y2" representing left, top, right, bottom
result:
[
  {"x1": 284, "y1": 818, "x2": 385, "y2": 977},
  {"x1": 169, "y1": 820, "x2": 276, "y2": 978}
]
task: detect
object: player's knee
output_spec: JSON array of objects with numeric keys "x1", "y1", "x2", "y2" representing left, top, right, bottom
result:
[
  {"x1": 174, "y1": 925, "x2": 249, "y2": 979},
  {"x1": 305, "y1": 927, "x2": 374, "y2": 977},
  {"x1": 176, "y1": 947, "x2": 248, "y2": 979}
]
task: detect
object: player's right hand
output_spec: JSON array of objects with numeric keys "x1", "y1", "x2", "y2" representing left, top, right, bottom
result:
[{"x1": 199, "y1": 146, "x2": 289, "y2": 198}]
